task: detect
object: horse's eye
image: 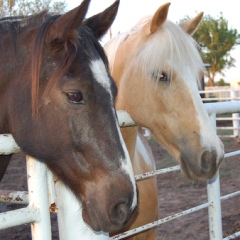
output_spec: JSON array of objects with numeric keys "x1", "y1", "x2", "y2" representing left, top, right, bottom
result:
[
  {"x1": 66, "y1": 92, "x2": 84, "y2": 104},
  {"x1": 158, "y1": 72, "x2": 168, "y2": 81},
  {"x1": 152, "y1": 71, "x2": 169, "y2": 82}
]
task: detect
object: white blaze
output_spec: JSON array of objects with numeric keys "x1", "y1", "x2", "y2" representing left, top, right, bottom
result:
[
  {"x1": 184, "y1": 68, "x2": 224, "y2": 163},
  {"x1": 90, "y1": 59, "x2": 137, "y2": 209},
  {"x1": 90, "y1": 60, "x2": 112, "y2": 96}
]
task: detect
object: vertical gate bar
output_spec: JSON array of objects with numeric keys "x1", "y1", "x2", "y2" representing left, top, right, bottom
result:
[
  {"x1": 55, "y1": 179, "x2": 109, "y2": 240},
  {"x1": 207, "y1": 172, "x2": 222, "y2": 240},
  {"x1": 230, "y1": 89, "x2": 240, "y2": 141},
  {"x1": 47, "y1": 169, "x2": 56, "y2": 205},
  {"x1": 26, "y1": 155, "x2": 52, "y2": 240},
  {"x1": 207, "y1": 113, "x2": 223, "y2": 240}
]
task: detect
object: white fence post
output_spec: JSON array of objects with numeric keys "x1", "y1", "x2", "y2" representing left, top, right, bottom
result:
[
  {"x1": 26, "y1": 155, "x2": 52, "y2": 240},
  {"x1": 1, "y1": 103, "x2": 240, "y2": 239},
  {"x1": 230, "y1": 89, "x2": 240, "y2": 141},
  {"x1": 55, "y1": 179, "x2": 109, "y2": 240},
  {"x1": 207, "y1": 113, "x2": 223, "y2": 240}
]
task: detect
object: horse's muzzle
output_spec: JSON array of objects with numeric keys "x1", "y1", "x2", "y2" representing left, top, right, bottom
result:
[
  {"x1": 81, "y1": 183, "x2": 138, "y2": 232},
  {"x1": 109, "y1": 199, "x2": 132, "y2": 226},
  {"x1": 180, "y1": 147, "x2": 224, "y2": 181}
]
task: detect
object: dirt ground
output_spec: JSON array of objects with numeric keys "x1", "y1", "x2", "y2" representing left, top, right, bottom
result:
[
  {"x1": 0, "y1": 135, "x2": 239, "y2": 240},
  {"x1": 152, "y1": 136, "x2": 240, "y2": 240}
]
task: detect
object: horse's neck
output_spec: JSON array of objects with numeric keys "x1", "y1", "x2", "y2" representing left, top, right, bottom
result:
[
  {"x1": 109, "y1": 38, "x2": 144, "y2": 159},
  {"x1": 0, "y1": 28, "x2": 30, "y2": 133},
  {"x1": 0, "y1": 74, "x2": 11, "y2": 133},
  {"x1": 110, "y1": 36, "x2": 139, "y2": 117},
  {"x1": 121, "y1": 127, "x2": 156, "y2": 176},
  {"x1": 115, "y1": 77, "x2": 138, "y2": 160},
  {"x1": 0, "y1": 39, "x2": 14, "y2": 132},
  {"x1": 0, "y1": 29, "x2": 18, "y2": 95},
  {"x1": 111, "y1": 41, "x2": 157, "y2": 174},
  {"x1": 0, "y1": 109, "x2": 8, "y2": 133},
  {"x1": 120, "y1": 127, "x2": 138, "y2": 160}
]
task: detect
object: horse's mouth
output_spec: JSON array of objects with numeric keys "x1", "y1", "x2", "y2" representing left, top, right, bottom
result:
[
  {"x1": 178, "y1": 148, "x2": 225, "y2": 181},
  {"x1": 82, "y1": 201, "x2": 137, "y2": 232},
  {"x1": 82, "y1": 203, "x2": 101, "y2": 232},
  {"x1": 180, "y1": 157, "x2": 218, "y2": 181}
]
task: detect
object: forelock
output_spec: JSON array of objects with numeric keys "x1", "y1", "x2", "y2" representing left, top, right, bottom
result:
[{"x1": 136, "y1": 20, "x2": 204, "y2": 84}]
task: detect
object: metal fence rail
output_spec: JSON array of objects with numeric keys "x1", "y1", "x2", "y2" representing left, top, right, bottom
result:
[
  {"x1": 199, "y1": 87, "x2": 240, "y2": 102},
  {"x1": 0, "y1": 102, "x2": 240, "y2": 239},
  {"x1": 200, "y1": 88, "x2": 240, "y2": 140},
  {"x1": 111, "y1": 149, "x2": 240, "y2": 239},
  {"x1": 113, "y1": 102, "x2": 240, "y2": 240},
  {"x1": 0, "y1": 155, "x2": 52, "y2": 239}
]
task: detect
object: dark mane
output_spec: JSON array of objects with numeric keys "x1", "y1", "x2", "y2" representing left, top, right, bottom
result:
[
  {"x1": 0, "y1": 11, "x2": 48, "y2": 31},
  {"x1": 0, "y1": 1, "x2": 139, "y2": 233},
  {"x1": 0, "y1": 12, "x2": 55, "y2": 117},
  {"x1": 0, "y1": 11, "x2": 109, "y2": 117},
  {"x1": 31, "y1": 12, "x2": 109, "y2": 117},
  {"x1": 30, "y1": 12, "x2": 61, "y2": 117},
  {"x1": 0, "y1": 16, "x2": 26, "y2": 23}
]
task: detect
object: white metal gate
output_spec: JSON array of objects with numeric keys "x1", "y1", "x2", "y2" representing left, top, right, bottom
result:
[{"x1": 0, "y1": 102, "x2": 240, "y2": 239}]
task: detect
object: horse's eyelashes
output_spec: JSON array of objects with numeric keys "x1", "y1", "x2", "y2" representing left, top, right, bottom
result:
[{"x1": 65, "y1": 92, "x2": 84, "y2": 104}]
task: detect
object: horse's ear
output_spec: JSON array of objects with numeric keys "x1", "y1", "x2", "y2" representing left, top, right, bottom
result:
[
  {"x1": 149, "y1": 2, "x2": 171, "y2": 34},
  {"x1": 84, "y1": 0, "x2": 120, "y2": 39},
  {"x1": 179, "y1": 12, "x2": 204, "y2": 36},
  {"x1": 47, "y1": 0, "x2": 91, "y2": 40}
]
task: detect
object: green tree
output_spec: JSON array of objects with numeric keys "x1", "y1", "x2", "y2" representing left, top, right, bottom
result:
[
  {"x1": 180, "y1": 13, "x2": 240, "y2": 86},
  {"x1": 0, "y1": 0, "x2": 66, "y2": 17},
  {"x1": 215, "y1": 78, "x2": 230, "y2": 86}
]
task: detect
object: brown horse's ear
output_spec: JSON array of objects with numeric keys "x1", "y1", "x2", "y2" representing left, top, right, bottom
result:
[
  {"x1": 84, "y1": 0, "x2": 120, "y2": 39},
  {"x1": 149, "y1": 2, "x2": 171, "y2": 34},
  {"x1": 179, "y1": 12, "x2": 204, "y2": 35},
  {"x1": 47, "y1": 0, "x2": 91, "y2": 40}
]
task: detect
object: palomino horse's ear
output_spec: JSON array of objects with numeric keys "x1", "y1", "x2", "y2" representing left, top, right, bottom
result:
[
  {"x1": 47, "y1": 0, "x2": 91, "y2": 40},
  {"x1": 149, "y1": 2, "x2": 171, "y2": 34},
  {"x1": 179, "y1": 12, "x2": 204, "y2": 36},
  {"x1": 84, "y1": 0, "x2": 120, "y2": 39}
]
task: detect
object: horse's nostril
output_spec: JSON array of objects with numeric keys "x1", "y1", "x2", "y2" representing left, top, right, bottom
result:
[
  {"x1": 201, "y1": 150, "x2": 217, "y2": 172},
  {"x1": 110, "y1": 202, "x2": 129, "y2": 225}
]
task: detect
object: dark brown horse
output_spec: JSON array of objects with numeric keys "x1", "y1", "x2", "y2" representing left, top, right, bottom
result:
[{"x1": 0, "y1": 0, "x2": 137, "y2": 232}]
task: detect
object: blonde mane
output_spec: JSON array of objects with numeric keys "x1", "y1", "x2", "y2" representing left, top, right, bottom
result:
[
  {"x1": 105, "y1": 16, "x2": 204, "y2": 84},
  {"x1": 104, "y1": 16, "x2": 151, "y2": 73}
]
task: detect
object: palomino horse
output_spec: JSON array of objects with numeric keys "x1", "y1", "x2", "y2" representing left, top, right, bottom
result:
[
  {"x1": 0, "y1": 0, "x2": 138, "y2": 233},
  {"x1": 105, "y1": 2, "x2": 225, "y2": 239}
]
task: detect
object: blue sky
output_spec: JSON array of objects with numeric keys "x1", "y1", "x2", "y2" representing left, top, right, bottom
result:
[{"x1": 66, "y1": 0, "x2": 240, "y2": 83}]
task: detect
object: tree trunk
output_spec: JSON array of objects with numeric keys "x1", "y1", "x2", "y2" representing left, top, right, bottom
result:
[{"x1": 208, "y1": 78, "x2": 214, "y2": 86}]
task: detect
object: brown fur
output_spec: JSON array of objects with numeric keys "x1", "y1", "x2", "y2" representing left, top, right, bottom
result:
[{"x1": 0, "y1": 0, "x2": 138, "y2": 233}]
